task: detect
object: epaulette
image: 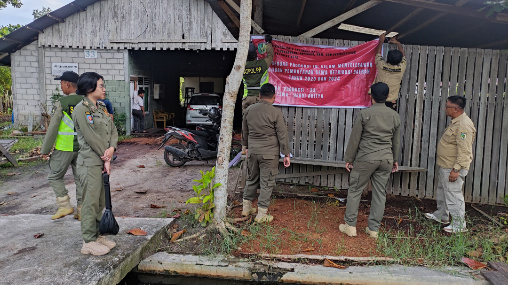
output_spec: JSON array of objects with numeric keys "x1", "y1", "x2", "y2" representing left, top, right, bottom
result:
[
  {"x1": 98, "y1": 101, "x2": 106, "y2": 106},
  {"x1": 83, "y1": 99, "x2": 89, "y2": 107}
]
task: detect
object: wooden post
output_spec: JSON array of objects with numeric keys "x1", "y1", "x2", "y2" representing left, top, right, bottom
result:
[
  {"x1": 253, "y1": 0, "x2": 263, "y2": 29},
  {"x1": 213, "y1": 0, "x2": 252, "y2": 229}
]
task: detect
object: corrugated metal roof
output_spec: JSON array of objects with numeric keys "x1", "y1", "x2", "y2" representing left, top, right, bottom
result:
[{"x1": 0, "y1": 0, "x2": 101, "y2": 66}]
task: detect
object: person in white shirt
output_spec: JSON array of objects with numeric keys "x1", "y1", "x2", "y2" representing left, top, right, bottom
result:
[{"x1": 132, "y1": 89, "x2": 145, "y2": 133}]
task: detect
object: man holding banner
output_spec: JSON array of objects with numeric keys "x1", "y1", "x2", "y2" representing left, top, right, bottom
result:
[
  {"x1": 339, "y1": 82, "x2": 400, "y2": 239},
  {"x1": 372, "y1": 33, "x2": 407, "y2": 110},
  {"x1": 242, "y1": 35, "x2": 274, "y2": 114}
]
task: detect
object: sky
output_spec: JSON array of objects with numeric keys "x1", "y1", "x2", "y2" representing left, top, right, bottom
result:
[{"x1": 0, "y1": 0, "x2": 74, "y2": 26}]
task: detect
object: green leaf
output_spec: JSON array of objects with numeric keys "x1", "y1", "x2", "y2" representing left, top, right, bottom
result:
[
  {"x1": 186, "y1": 197, "x2": 202, "y2": 204},
  {"x1": 203, "y1": 195, "x2": 211, "y2": 204},
  {"x1": 212, "y1": 183, "x2": 222, "y2": 189}
]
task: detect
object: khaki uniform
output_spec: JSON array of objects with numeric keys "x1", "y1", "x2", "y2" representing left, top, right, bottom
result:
[
  {"x1": 242, "y1": 43, "x2": 274, "y2": 114},
  {"x1": 373, "y1": 54, "x2": 407, "y2": 103},
  {"x1": 343, "y1": 103, "x2": 401, "y2": 231},
  {"x1": 73, "y1": 97, "x2": 118, "y2": 243},
  {"x1": 242, "y1": 100, "x2": 290, "y2": 209},
  {"x1": 41, "y1": 94, "x2": 84, "y2": 206},
  {"x1": 432, "y1": 113, "x2": 475, "y2": 229}
]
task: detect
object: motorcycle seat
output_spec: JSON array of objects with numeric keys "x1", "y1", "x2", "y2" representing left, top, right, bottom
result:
[{"x1": 186, "y1": 129, "x2": 209, "y2": 137}]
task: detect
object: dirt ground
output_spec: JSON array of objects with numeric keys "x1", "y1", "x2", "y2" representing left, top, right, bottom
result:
[
  {"x1": 0, "y1": 137, "x2": 240, "y2": 218},
  {"x1": 2, "y1": 136, "x2": 508, "y2": 261}
]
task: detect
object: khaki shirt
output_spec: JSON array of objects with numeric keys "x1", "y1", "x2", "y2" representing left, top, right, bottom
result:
[
  {"x1": 242, "y1": 100, "x2": 290, "y2": 157},
  {"x1": 374, "y1": 54, "x2": 407, "y2": 102},
  {"x1": 345, "y1": 103, "x2": 401, "y2": 163},
  {"x1": 436, "y1": 112, "x2": 475, "y2": 170},
  {"x1": 72, "y1": 97, "x2": 118, "y2": 166}
]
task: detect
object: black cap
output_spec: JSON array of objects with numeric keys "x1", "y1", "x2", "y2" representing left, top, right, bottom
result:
[
  {"x1": 54, "y1": 71, "x2": 79, "y2": 83},
  {"x1": 260, "y1": 83, "x2": 276, "y2": 94},
  {"x1": 138, "y1": 89, "x2": 145, "y2": 94}
]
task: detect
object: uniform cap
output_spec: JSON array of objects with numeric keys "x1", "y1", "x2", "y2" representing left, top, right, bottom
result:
[{"x1": 54, "y1": 71, "x2": 79, "y2": 83}]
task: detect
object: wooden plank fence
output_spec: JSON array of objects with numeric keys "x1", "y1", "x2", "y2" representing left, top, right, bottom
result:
[{"x1": 274, "y1": 35, "x2": 508, "y2": 205}]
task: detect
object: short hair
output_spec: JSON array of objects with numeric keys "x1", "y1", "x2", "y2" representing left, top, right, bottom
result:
[
  {"x1": 387, "y1": 50, "x2": 403, "y2": 65},
  {"x1": 77, "y1": 72, "x2": 104, "y2": 95},
  {"x1": 260, "y1": 83, "x2": 276, "y2": 99},
  {"x1": 138, "y1": 89, "x2": 145, "y2": 95},
  {"x1": 69, "y1": 82, "x2": 78, "y2": 89},
  {"x1": 447, "y1": 95, "x2": 466, "y2": 109},
  {"x1": 370, "y1": 82, "x2": 389, "y2": 103},
  {"x1": 247, "y1": 43, "x2": 257, "y2": 61}
]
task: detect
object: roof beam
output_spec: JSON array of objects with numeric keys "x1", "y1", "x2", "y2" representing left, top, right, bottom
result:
[
  {"x1": 70, "y1": 3, "x2": 86, "y2": 12},
  {"x1": 299, "y1": 0, "x2": 381, "y2": 38},
  {"x1": 24, "y1": 25, "x2": 43, "y2": 33},
  {"x1": 253, "y1": 0, "x2": 263, "y2": 29},
  {"x1": 224, "y1": 0, "x2": 264, "y2": 34},
  {"x1": 46, "y1": 13, "x2": 64, "y2": 23},
  {"x1": 387, "y1": 0, "x2": 437, "y2": 33},
  {"x1": 297, "y1": 0, "x2": 307, "y2": 27},
  {"x1": 477, "y1": 38, "x2": 508, "y2": 49},
  {"x1": 218, "y1": 1, "x2": 239, "y2": 28},
  {"x1": 1, "y1": 37, "x2": 23, "y2": 44},
  {"x1": 397, "y1": 0, "x2": 470, "y2": 39},
  {"x1": 380, "y1": 0, "x2": 508, "y2": 23}
]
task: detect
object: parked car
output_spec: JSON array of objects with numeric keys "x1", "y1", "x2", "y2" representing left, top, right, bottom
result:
[{"x1": 185, "y1": 93, "x2": 222, "y2": 126}]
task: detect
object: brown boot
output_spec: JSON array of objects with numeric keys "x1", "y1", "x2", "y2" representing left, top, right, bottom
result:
[
  {"x1": 96, "y1": 235, "x2": 116, "y2": 250},
  {"x1": 339, "y1": 223, "x2": 357, "y2": 237},
  {"x1": 80, "y1": 241, "x2": 110, "y2": 256},
  {"x1": 254, "y1": 207, "x2": 273, "y2": 223},
  {"x1": 73, "y1": 205, "x2": 81, "y2": 220},
  {"x1": 51, "y1": 195, "x2": 74, "y2": 220},
  {"x1": 241, "y1": 199, "x2": 257, "y2": 216}
]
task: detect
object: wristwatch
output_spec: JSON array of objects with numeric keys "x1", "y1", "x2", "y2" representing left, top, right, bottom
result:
[{"x1": 452, "y1": 168, "x2": 459, "y2": 173}]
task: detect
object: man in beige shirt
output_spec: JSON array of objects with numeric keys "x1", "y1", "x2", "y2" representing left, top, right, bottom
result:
[
  {"x1": 373, "y1": 33, "x2": 407, "y2": 110},
  {"x1": 425, "y1": 95, "x2": 475, "y2": 233}
]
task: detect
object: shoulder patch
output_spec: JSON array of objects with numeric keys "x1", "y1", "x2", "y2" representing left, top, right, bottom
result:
[
  {"x1": 85, "y1": 112, "x2": 91, "y2": 115},
  {"x1": 460, "y1": 133, "x2": 467, "y2": 140},
  {"x1": 86, "y1": 114, "x2": 94, "y2": 124},
  {"x1": 51, "y1": 106, "x2": 56, "y2": 116}
]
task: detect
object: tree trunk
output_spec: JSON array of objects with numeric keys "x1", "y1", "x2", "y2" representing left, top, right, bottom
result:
[{"x1": 213, "y1": 0, "x2": 252, "y2": 229}]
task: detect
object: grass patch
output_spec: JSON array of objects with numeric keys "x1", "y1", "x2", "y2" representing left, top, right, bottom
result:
[
  {"x1": 378, "y1": 207, "x2": 508, "y2": 266},
  {"x1": 118, "y1": 135, "x2": 133, "y2": 142},
  {"x1": 9, "y1": 137, "x2": 43, "y2": 154}
]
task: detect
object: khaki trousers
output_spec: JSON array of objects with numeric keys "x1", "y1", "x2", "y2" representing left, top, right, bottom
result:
[
  {"x1": 243, "y1": 153, "x2": 279, "y2": 209},
  {"x1": 432, "y1": 167, "x2": 468, "y2": 228},
  {"x1": 48, "y1": 150, "x2": 83, "y2": 206},
  {"x1": 344, "y1": 160, "x2": 392, "y2": 231},
  {"x1": 78, "y1": 164, "x2": 105, "y2": 242}
]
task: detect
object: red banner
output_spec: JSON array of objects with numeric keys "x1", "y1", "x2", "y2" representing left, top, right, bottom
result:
[{"x1": 252, "y1": 37, "x2": 378, "y2": 108}]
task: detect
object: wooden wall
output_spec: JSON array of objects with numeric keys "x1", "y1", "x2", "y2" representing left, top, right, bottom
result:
[
  {"x1": 38, "y1": 0, "x2": 237, "y2": 50},
  {"x1": 274, "y1": 35, "x2": 508, "y2": 205}
]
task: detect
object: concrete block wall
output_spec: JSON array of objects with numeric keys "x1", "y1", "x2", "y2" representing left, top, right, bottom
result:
[
  {"x1": 11, "y1": 41, "x2": 130, "y2": 127},
  {"x1": 11, "y1": 42, "x2": 41, "y2": 126}
]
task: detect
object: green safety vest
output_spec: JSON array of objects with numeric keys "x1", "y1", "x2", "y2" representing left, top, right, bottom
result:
[
  {"x1": 55, "y1": 94, "x2": 82, "y2": 152},
  {"x1": 55, "y1": 111, "x2": 77, "y2": 151},
  {"x1": 243, "y1": 59, "x2": 269, "y2": 98}
]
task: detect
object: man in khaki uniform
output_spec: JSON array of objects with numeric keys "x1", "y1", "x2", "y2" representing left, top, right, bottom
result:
[
  {"x1": 339, "y1": 82, "x2": 400, "y2": 239},
  {"x1": 242, "y1": 35, "x2": 274, "y2": 114},
  {"x1": 241, "y1": 83, "x2": 290, "y2": 223},
  {"x1": 373, "y1": 33, "x2": 407, "y2": 110},
  {"x1": 425, "y1": 96, "x2": 475, "y2": 233},
  {"x1": 40, "y1": 71, "x2": 84, "y2": 220}
]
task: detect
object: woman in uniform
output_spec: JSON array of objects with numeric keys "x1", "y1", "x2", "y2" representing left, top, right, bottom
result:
[{"x1": 73, "y1": 72, "x2": 118, "y2": 256}]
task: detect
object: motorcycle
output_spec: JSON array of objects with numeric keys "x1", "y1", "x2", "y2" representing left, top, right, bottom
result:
[{"x1": 158, "y1": 107, "x2": 240, "y2": 167}]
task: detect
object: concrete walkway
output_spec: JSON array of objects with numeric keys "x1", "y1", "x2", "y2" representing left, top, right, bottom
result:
[
  {"x1": 0, "y1": 214, "x2": 172, "y2": 285},
  {"x1": 138, "y1": 253, "x2": 489, "y2": 285}
]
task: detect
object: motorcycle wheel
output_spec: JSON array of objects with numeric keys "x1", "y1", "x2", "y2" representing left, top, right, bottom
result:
[{"x1": 164, "y1": 143, "x2": 187, "y2": 167}]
